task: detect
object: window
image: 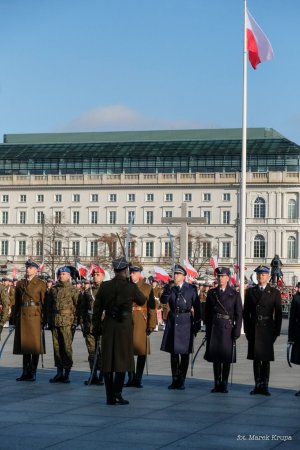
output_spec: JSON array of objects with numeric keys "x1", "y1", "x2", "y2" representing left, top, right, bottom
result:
[
  {"x1": 2, "y1": 211, "x2": 8, "y2": 224},
  {"x1": 18, "y1": 240, "x2": 26, "y2": 256},
  {"x1": 164, "y1": 241, "x2": 171, "y2": 257},
  {"x1": 73, "y1": 211, "x2": 80, "y2": 224},
  {"x1": 54, "y1": 241, "x2": 62, "y2": 256},
  {"x1": 36, "y1": 240, "x2": 43, "y2": 256},
  {"x1": 108, "y1": 240, "x2": 117, "y2": 258},
  {"x1": 72, "y1": 194, "x2": 80, "y2": 202},
  {"x1": 90, "y1": 194, "x2": 98, "y2": 202},
  {"x1": 288, "y1": 236, "x2": 296, "y2": 259},
  {"x1": 145, "y1": 241, "x2": 154, "y2": 257},
  {"x1": 203, "y1": 211, "x2": 211, "y2": 224},
  {"x1": 109, "y1": 194, "x2": 117, "y2": 202},
  {"x1": 146, "y1": 211, "x2": 153, "y2": 224},
  {"x1": 90, "y1": 241, "x2": 98, "y2": 257},
  {"x1": 254, "y1": 234, "x2": 265, "y2": 258},
  {"x1": 202, "y1": 241, "x2": 212, "y2": 258},
  {"x1": 36, "y1": 211, "x2": 44, "y2": 224},
  {"x1": 55, "y1": 211, "x2": 62, "y2": 224},
  {"x1": 109, "y1": 211, "x2": 117, "y2": 224},
  {"x1": 128, "y1": 194, "x2": 135, "y2": 202},
  {"x1": 0, "y1": 241, "x2": 8, "y2": 256},
  {"x1": 128, "y1": 211, "x2": 135, "y2": 224},
  {"x1": 55, "y1": 194, "x2": 62, "y2": 203},
  {"x1": 19, "y1": 194, "x2": 26, "y2": 203},
  {"x1": 254, "y1": 197, "x2": 266, "y2": 218},
  {"x1": 223, "y1": 193, "x2": 231, "y2": 201},
  {"x1": 72, "y1": 241, "x2": 80, "y2": 256},
  {"x1": 165, "y1": 193, "x2": 173, "y2": 202},
  {"x1": 165, "y1": 210, "x2": 173, "y2": 218},
  {"x1": 128, "y1": 241, "x2": 135, "y2": 257},
  {"x1": 184, "y1": 193, "x2": 192, "y2": 202},
  {"x1": 288, "y1": 199, "x2": 296, "y2": 219},
  {"x1": 91, "y1": 211, "x2": 98, "y2": 224},
  {"x1": 222, "y1": 211, "x2": 230, "y2": 224},
  {"x1": 203, "y1": 193, "x2": 211, "y2": 201},
  {"x1": 188, "y1": 210, "x2": 192, "y2": 218},
  {"x1": 222, "y1": 242, "x2": 231, "y2": 258},
  {"x1": 36, "y1": 194, "x2": 44, "y2": 202},
  {"x1": 2, "y1": 195, "x2": 9, "y2": 203},
  {"x1": 19, "y1": 211, "x2": 26, "y2": 224},
  {"x1": 188, "y1": 241, "x2": 193, "y2": 258},
  {"x1": 146, "y1": 193, "x2": 154, "y2": 202}
]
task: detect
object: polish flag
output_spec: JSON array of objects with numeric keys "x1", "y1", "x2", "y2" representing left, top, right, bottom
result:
[
  {"x1": 38, "y1": 263, "x2": 45, "y2": 272},
  {"x1": 153, "y1": 266, "x2": 171, "y2": 283},
  {"x1": 210, "y1": 255, "x2": 218, "y2": 276},
  {"x1": 246, "y1": 8, "x2": 274, "y2": 70},
  {"x1": 183, "y1": 260, "x2": 198, "y2": 278},
  {"x1": 76, "y1": 262, "x2": 88, "y2": 277}
]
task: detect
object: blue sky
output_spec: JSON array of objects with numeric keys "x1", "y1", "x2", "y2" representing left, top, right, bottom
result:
[{"x1": 0, "y1": 0, "x2": 299, "y2": 144}]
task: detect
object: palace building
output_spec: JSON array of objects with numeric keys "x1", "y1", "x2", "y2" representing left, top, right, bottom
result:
[{"x1": 0, "y1": 128, "x2": 299, "y2": 283}]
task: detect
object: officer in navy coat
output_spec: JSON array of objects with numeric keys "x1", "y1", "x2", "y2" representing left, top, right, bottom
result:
[
  {"x1": 160, "y1": 264, "x2": 201, "y2": 390},
  {"x1": 243, "y1": 265, "x2": 282, "y2": 396},
  {"x1": 204, "y1": 267, "x2": 243, "y2": 393},
  {"x1": 288, "y1": 282, "x2": 300, "y2": 396}
]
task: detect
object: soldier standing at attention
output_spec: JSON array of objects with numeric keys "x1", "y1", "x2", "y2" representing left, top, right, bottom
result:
[
  {"x1": 243, "y1": 265, "x2": 282, "y2": 396},
  {"x1": 0, "y1": 281, "x2": 9, "y2": 338},
  {"x1": 125, "y1": 265, "x2": 157, "y2": 388},
  {"x1": 47, "y1": 266, "x2": 79, "y2": 384},
  {"x1": 13, "y1": 260, "x2": 46, "y2": 382},
  {"x1": 92, "y1": 257, "x2": 146, "y2": 405},
  {"x1": 288, "y1": 282, "x2": 300, "y2": 396},
  {"x1": 160, "y1": 264, "x2": 201, "y2": 390},
  {"x1": 80, "y1": 266, "x2": 105, "y2": 385},
  {"x1": 204, "y1": 267, "x2": 243, "y2": 393}
]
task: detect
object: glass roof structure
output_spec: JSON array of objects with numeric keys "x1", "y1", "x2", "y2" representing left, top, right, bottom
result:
[{"x1": 0, "y1": 128, "x2": 299, "y2": 175}]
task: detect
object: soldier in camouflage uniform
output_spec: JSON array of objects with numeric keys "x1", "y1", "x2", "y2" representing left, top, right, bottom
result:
[
  {"x1": 0, "y1": 282, "x2": 9, "y2": 338},
  {"x1": 80, "y1": 266, "x2": 105, "y2": 385},
  {"x1": 47, "y1": 266, "x2": 79, "y2": 383}
]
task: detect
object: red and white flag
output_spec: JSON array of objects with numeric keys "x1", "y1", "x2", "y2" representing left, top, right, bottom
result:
[
  {"x1": 210, "y1": 255, "x2": 218, "y2": 276},
  {"x1": 153, "y1": 266, "x2": 171, "y2": 283},
  {"x1": 246, "y1": 8, "x2": 274, "y2": 70},
  {"x1": 183, "y1": 260, "x2": 197, "y2": 278},
  {"x1": 76, "y1": 262, "x2": 88, "y2": 277}
]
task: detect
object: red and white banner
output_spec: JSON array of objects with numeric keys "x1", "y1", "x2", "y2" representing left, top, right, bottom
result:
[
  {"x1": 153, "y1": 266, "x2": 171, "y2": 283},
  {"x1": 210, "y1": 255, "x2": 218, "y2": 276},
  {"x1": 183, "y1": 260, "x2": 198, "y2": 278},
  {"x1": 76, "y1": 262, "x2": 88, "y2": 277},
  {"x1": 246, "y1": 8, "x2": 274, "y2": 70}
]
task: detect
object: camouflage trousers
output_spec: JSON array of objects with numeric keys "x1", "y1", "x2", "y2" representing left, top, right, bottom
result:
[
  {"x1": 51, "y1": 326, "x2": 73, "y2": 370},
  {"x1": 85, "y1": 333, "x2": 102, "y2": 371}
]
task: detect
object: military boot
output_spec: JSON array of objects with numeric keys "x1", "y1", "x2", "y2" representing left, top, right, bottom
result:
[
  {"x1": 49, "y1": 368, "x2": 64, "y2": 383},
  {"x1": 220, "y1": 363, "x2": 230, "y2": 393},
  {"x1": 134, "y1": 355, "x2": 146, "y2": 388},
  {"x1": 250, "y1": 379, "x2": 262, "y2": 395},
  {"x1": 114, "y1": 393, "x2": 129, "y2": 405},
  {"x1": 260, "y1": 362, "x2": 271, "y2": 396},
  {"x1": 16, "y1": 368, "x2": 28, "y2": 381},
  {"x1": 63, "y1": 369, "x2": 71, "y2": 383},
  {"x1": 211, "y1": 363, "x2": 222, "y2": 393},
  {"x1": 104, "y1": 373, "x2": 115, "y2": 405},
  {"x1": 124, "y1": 371, "x2": 135, "y2": 387},
  {"x1": 26, "y1": 355, "x2": 39, "y2": 382},
  {"x1": 250, "y1": 361, "x2": 262, "y2": 395},
  {"x1": 168, "y1": 354, "x2": 179, "y2": 389}
]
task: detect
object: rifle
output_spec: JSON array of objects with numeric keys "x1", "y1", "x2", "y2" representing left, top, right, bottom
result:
[{"x1": 0, "y1": 326, "x2": 15, "y2": 359}]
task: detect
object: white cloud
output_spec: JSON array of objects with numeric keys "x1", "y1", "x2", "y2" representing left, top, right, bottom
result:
[{"x1": 58, "y1": 104, "x2": 216, "y2": 132}]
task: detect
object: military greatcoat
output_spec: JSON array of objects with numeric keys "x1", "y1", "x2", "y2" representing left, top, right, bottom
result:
[
  {"x1": 243, "y1": 284, "x2": 282, "y2": 361},
  {"x1": 204, "y1": 286, "x2": 243, "y2": 363},
  {"x1": 288, "y1": 292, "x2": 300, "y2": 365},
  {"x1": 13, "y1": 276, "x2": 46, "y2": 355},
  {"x1": 92, "y1": 274, "x2": 146, "y2": 372},
  {"x1": 160, "y1": 282, "x2": 201, "y2": 355},
  {"x1": 132, "y1": 280, "x2": 157, "y2": 355},
  {"x1": 0, "y1": 285, "x2": 9, "y2": 328}
]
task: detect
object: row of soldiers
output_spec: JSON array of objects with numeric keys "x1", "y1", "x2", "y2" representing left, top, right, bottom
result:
[{"x1": 1, "y1": 259, "x2": 300, "y2": 405}]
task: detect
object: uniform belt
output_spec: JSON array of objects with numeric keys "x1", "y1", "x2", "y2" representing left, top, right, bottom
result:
[
  {"x1": 106, "y1": 310, "x2": 131, "y2": 319},
  {"x1": 55, "y1": 309, "x2": 74, "y2": 314},
  {"x1": 132, "y1": 306, "x2": 147, "y2": 313},
  {"x1": 216, "y1": 313, "x2": 231, "y2": 320},
  {"x1": 257, "y1": 315, "x2": 271, "y2": 321},
  {"x1": 22, "y1": 301, "x2": 40, "y2": 307},
  {"x1": 175, "y1": 308, "x2": 191, "y2": 314}
]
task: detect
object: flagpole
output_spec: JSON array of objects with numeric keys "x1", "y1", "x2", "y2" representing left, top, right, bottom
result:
[{"x1": 239, "y1": 0, "x2": 247, "y2": 303}]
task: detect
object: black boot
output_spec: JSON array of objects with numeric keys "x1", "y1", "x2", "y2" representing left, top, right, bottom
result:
[
  {"x1": 26, "y1": 355, "x2": 39, "y2": 382},
  {"x1": 168, "y1": 354, "x2": 179, "y2": 389},
  {"x1": 135, "y1": 355, "x2": 146, "y2": 388},
  {"x1": 250, "y1": 361, "x2": 262, "y2": 395},
  {"x1": 211, "y1": 363, "x2": 222, "y2": 393},
  {"x1": 16, "y1": 355, "x2": 30, "y2": 381},
  {"x1": 177, "y1": 354, "x2": 189, "y2": 390},
  {"x1": 295, "y1": 390, "x2": 300, "y2": 397},
  {"x1": 49, "y1": 368, "x2": 64, "y2": 383},
  {"x1": 98, "y1": 371, "x2": 104, "y2": 385},
  {"x1": 16, "y1": 368, "x2": 28, "y2": 381},
  {"x1": 63, "y1": 368, "x2": 71, "y2": 383},
  {"x1": 114, "y1": 393, "x2": 129, "y2": 405},
  {"x1": 260, "y1": 362, "x2": 271, "y2": 396},
  {"x1": 220, "y1": 363, "x2": 230, "y2": 393},
  {"x1": 124, "y1": 371, "x2": 135, "y2": 387},
  {"x1": 104, "y1": 373, "x2": 115, "y2": 405},
  {"x1": 114, "y1": 372, "x2": 129, "y2": 404}
]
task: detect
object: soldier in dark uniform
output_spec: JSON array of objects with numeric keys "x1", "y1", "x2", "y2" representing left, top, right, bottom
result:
[
  {"x1": 160, "y1": 264, "x2": 201, "y2": 390},
  {"x1": 92, "y1": 257, "x2": 146, "y2": 405},
  {"x1": 47, "y1": 266, "x2": 79, "y2": 383},
  {"x1": 125, "y1": 265, "x2": 157, "y2": 388},
  {"x1": 13, "y1": 260, "x2": 47, "y2": 381},
  {"x1": 80, "y1": 266, "x2": 105, "y2": 385},
  {"x1": 288, "y1": 282, "x2": 300, "y2": 396},
  {"x1": 0, "y1": 282, "x2": 9, "y2": 338},
  {"x1": 243, "y1": 265, "x2": 282, "y2": 396},
  {"x1": 204, "y1": 267, "x2": 243, "y2": 393}
]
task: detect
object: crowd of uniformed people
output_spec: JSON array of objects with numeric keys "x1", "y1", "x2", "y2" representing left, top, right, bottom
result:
[{"x1": 0, "y1": 257, "x2": 300, "y2": 406}]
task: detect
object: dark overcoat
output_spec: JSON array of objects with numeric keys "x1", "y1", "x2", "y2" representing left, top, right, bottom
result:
[
  {"x1": 160, "y1": 282, "x2": 201, "y2": 355},
  {"x1": 132, "y1": 281, "x2": 157, "y2": 355},
  {"x1": 92, "y1": 274, "x2": 146, "y2": 372},
  {"x1": 243, "y1": 284, "x2": 282, "y2": 361},
  {"x1": 204, "y1": 286, "x2": 243, "y2": 363},
  {"x1": 288, "y1": 292, "x2": 300, "y2": 365},
  {"x1": 13, "y1": 276, "x2": 46, "y2": 355}
]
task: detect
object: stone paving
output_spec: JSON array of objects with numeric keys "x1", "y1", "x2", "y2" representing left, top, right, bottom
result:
[{"x1": 0, "y1": 318, "x2": 299, "y2": 450}]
